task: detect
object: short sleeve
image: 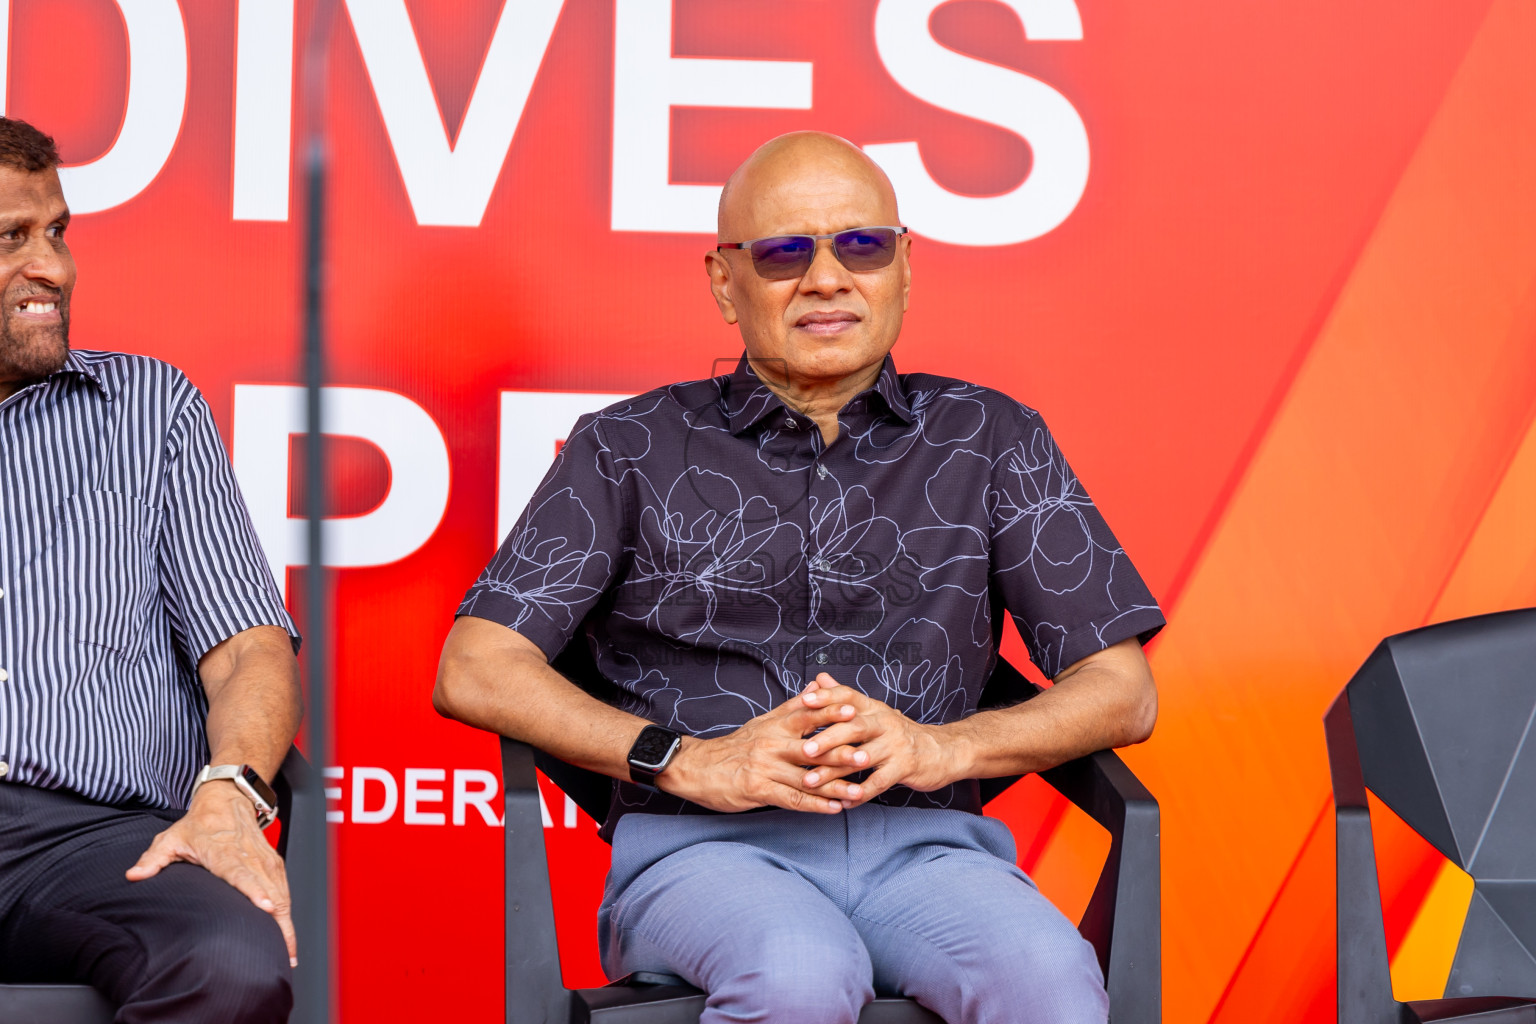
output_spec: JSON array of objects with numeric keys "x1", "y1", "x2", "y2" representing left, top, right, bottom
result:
[
  {"x1": 457, "y1": 414, "x2": 628, "y2": 659},
  {"x1": 158, "y1": 389, "x2": 300, "y2": 666},
  {"x1": 990, "y1": 408, "x2": 1165, "y2": 678}
]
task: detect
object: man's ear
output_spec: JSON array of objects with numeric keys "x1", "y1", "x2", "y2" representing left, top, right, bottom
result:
[{"x1": 705, "y1": 251, "x2": 740, "y2": 325}]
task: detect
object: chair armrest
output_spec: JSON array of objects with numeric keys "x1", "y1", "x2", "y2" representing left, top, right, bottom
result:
[
  {"x1": 272, "y1": 746, "x2": 328, "y2": 1024},
  {"x1": 1324, "y1": 693, "x2": 1398, "y2": 1024},
  {"x1": 533, "y1": 750, "x2": 613, "y2": 828},
  {"x1": 1039, "y1": 749, "x2": 1160, "y2": 1023},
  {"x1": 501, "y1": 736, "x2": 572, "y2": 1024},
  {"x1": 272, "y1": 746, "x2": 310, "y2": 861}
]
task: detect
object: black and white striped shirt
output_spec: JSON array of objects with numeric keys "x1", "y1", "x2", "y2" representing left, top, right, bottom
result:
[{"x1": 0, "y1": 350, "x2": 296, "y2": 810}]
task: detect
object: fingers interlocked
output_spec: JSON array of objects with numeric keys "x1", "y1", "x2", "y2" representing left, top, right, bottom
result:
[{"x1": 794, "y1": 674, "x2": 945, "y2": 807}]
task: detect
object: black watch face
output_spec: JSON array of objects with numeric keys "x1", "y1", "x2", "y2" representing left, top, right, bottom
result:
[
  {"x1": 631, "y1": 727, "x2": 678, "y2": 768},
  {"x1": 238, "y1": 765, "x2": 277, "y2": 806}
]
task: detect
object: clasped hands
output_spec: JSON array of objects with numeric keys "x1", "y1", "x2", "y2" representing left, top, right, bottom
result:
[{"x1": 658, "y1": 672, "x2": 963, "y2": 814}]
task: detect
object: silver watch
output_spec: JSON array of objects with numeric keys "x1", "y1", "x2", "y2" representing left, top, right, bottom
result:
[{"x1": 194, "y1": 765, "x2": 279, "y2": 829}]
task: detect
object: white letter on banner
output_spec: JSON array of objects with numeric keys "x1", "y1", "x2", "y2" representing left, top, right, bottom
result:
[
  {"x1": 610, "y1": 0, "x2": 813, "y2": 234},
  {"x1": 0, "y1": 0, "x2": 189, "y2": 214},
  {"x1": 343, "y1": 0, "x2": 565, "y2": 227},
  {"x1": 452, "y1": 769, "x2": 500, "y2": 826},
  {"x1": 232, "y1": 385, "x2": 451, "y2": 599},
  {"x1": 866, "y1": 0, "x2": 1088, "y2": 246},
  {"x1": 233, "y1": 0, "x2": 295, "y2": 221},
  {"x1": 496, "y1": 391, "x2": 633, "y2": 544},
  {"x1": 351, "y1": 767, "x2": 398, "y2": 824},
  {"x1": 404, "y1": 768, "x2": 446, "y2": 825},
  {"x1": 323, "y1": 766, "x2": 345, "y2": 823}
]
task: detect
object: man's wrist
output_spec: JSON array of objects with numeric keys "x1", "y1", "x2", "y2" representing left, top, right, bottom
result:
[
  {"x1": 925, "y1": 721, "x2": 976, "y2": 788},
  {"x1": 652, "y1": 735, "x2": 700, "y2": 799},
  {"x1": 193, "y1": 764, "x2": 278, "y2": 828},
  {"x1": 190, "y1": 777, "x2": 258, "y2": 814},
  {"x1": 626, "y1": 725, "x2": 684, "y2": 786}
]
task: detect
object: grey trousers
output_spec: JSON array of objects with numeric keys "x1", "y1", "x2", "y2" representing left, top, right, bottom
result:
[{"x1": 600, "y1": 804, "x2": 1108, "y2": 1024}]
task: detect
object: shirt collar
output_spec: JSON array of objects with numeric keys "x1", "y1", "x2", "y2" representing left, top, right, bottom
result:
[
  {"x1": 56, "y1": 349, "x2": 113, "y2": 398},
  {"x1": 866, "y1": 355, "x2": 914, "y2": 425},
  {"x1": 724, "y1": 353, "x2": 913, "y2": 435}
]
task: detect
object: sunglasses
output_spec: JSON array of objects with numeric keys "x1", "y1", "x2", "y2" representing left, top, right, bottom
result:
[{"x1": 716, "y1": 226, "x2": 909, "y2": 281}]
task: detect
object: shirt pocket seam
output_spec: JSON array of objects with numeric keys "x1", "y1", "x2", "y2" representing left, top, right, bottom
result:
[{"x1": 57, "y1": 491, "x2": 164, "y2": 660}]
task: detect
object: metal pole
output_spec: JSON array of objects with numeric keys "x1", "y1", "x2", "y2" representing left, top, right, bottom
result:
[{"x1": 296, "y1": 1, "x2": 337, "y2": 1020}]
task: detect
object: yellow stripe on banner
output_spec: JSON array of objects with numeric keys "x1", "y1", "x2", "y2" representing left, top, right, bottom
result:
[{"x1": 1390, "y1": 859, "x2": 1476, "y2": 1001}]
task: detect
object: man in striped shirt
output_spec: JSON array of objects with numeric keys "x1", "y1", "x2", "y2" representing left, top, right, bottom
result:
[{"x1": 0, "y1": 118, "x2": 302, "y2": 1022}]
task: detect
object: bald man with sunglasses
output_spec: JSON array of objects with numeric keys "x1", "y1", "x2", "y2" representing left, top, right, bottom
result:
[{"x1": 437, "y1": 132, "x2": 1165, "y2": 1024}]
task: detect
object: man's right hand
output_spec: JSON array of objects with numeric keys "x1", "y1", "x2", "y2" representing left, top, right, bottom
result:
[{"x1": 656, "y1": 685, "x2": 872, "y2": 814}]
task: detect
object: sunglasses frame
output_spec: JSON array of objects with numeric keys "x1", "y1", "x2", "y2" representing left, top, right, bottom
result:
[{"x1": 715, "y1": 226, "x2": 910, "y2": 280}]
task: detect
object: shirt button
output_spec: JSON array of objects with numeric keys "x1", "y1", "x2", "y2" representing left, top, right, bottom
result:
[
  {"x1": 0, "y1": 668, "x2": 8, "y2": 683},
  {"x1": 816, "y1": 652, "x2": 829, "y2": 665},
  {"x1": 816, "y1": 464, "x2": 828, "y2": 479},
  {"x1": 0, "y1": 762, "x2": 8, "y2": 778},
  {"x1": 784, "y1": 417, "x2": 797, "y2": 429}
]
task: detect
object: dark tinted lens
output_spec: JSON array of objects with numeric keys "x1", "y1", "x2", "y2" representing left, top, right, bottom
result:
[
  {"x1": 748, "y1": 236, "x2": 815, "y2": 280},
  {"x1": 833, "y1": 228, "x2": 898, "y2": 271}
]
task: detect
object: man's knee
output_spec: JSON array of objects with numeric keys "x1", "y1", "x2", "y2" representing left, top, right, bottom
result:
[
  {"x1": 866, "y1": 897, "x2": 1107, "y2": 1024},
  {"x1": 710, "y1": 955, "x2": 872, "y2": 1024},
  {"x1": 127, "y1": 881, "x2": 291, "y2": 1024},
  {"x1": 689, "y1": 918, "x2": 872, "y2": 1024},
  {"x1": 192, "y1": 916, "x2": 291, "y2": 1007},
  {"x1": 968, "y1": 918, "x2": 1107, "y2": 1024}
]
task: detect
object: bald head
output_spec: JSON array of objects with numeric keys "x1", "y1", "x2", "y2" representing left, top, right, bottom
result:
[{"x1": 717, "y1": 132, "x2": 899, "y2": 242}]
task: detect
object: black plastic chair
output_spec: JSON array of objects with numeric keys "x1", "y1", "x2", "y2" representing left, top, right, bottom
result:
[
  {"x1": 503, "y1": 655, "x2": 1162, "y2": 1023},
  {"x1": 0, "y1": 746, "x2": 321, "y2": 1024},
  {"x1": 1325, "y1": 608, "x2": 1536, "y2": 1024}
]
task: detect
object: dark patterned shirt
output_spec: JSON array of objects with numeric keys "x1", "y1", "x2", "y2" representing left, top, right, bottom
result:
[
  {"x1": 460, "y1": 355, "x2": 1164, "y2": 830},
  {"x1": 0, "y1": 350, "x2": 296, "y2": 811}
]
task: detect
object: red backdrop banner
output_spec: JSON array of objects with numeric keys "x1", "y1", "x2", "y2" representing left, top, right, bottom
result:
[{"x1": 7, "y1": 0, "x2": 1534, "y2": 1019}]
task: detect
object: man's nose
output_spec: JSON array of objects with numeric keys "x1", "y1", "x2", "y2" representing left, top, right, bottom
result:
[
  {"x1": 799, "y1": 239, "x2": 852, "y2": 296},
  {"x1": 22, "y1": 238, "x2": 69, "y2": 287}
]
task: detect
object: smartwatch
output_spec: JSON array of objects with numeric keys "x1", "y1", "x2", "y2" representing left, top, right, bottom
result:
[
  {"x1": 194, "y1": 764, "x2": 279, "y2": 829},
  {"x1": 627, "y1": 725, "x2": 683, "y2": 787}
]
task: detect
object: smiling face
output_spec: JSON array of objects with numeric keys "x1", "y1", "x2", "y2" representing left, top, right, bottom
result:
[
  {"x1": 0, "y1": 163, "x2": 74, "y2": 396},
  {"x1": 706, "y1": 133, "x2": 911, "y2": 394}
]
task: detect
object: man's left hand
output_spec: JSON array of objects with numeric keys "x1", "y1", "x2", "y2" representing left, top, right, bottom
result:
[
  {"x1": 795, "y1": 673, "x2": 963, "y2": 806},
  {"x1": 126, "y1": 781, "x2": 297, "y2": 966}
]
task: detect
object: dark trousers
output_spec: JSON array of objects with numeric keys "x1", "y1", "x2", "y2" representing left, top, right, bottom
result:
[{"x1": 0, "y1": 781, "x2": 291, "y2": 1023}]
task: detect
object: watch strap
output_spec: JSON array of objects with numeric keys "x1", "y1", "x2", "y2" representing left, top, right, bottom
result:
[{"x1": 194, "y1": 764, "x2": 279, "y2": 829}]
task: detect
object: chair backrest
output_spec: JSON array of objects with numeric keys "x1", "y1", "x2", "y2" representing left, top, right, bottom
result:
[
  {"x1": 541, "y1": 643, "x2": 1046, "y2": 827},
  {"x1": 1342, "y1": 607, "x2": 1536, "y2": 999}
]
